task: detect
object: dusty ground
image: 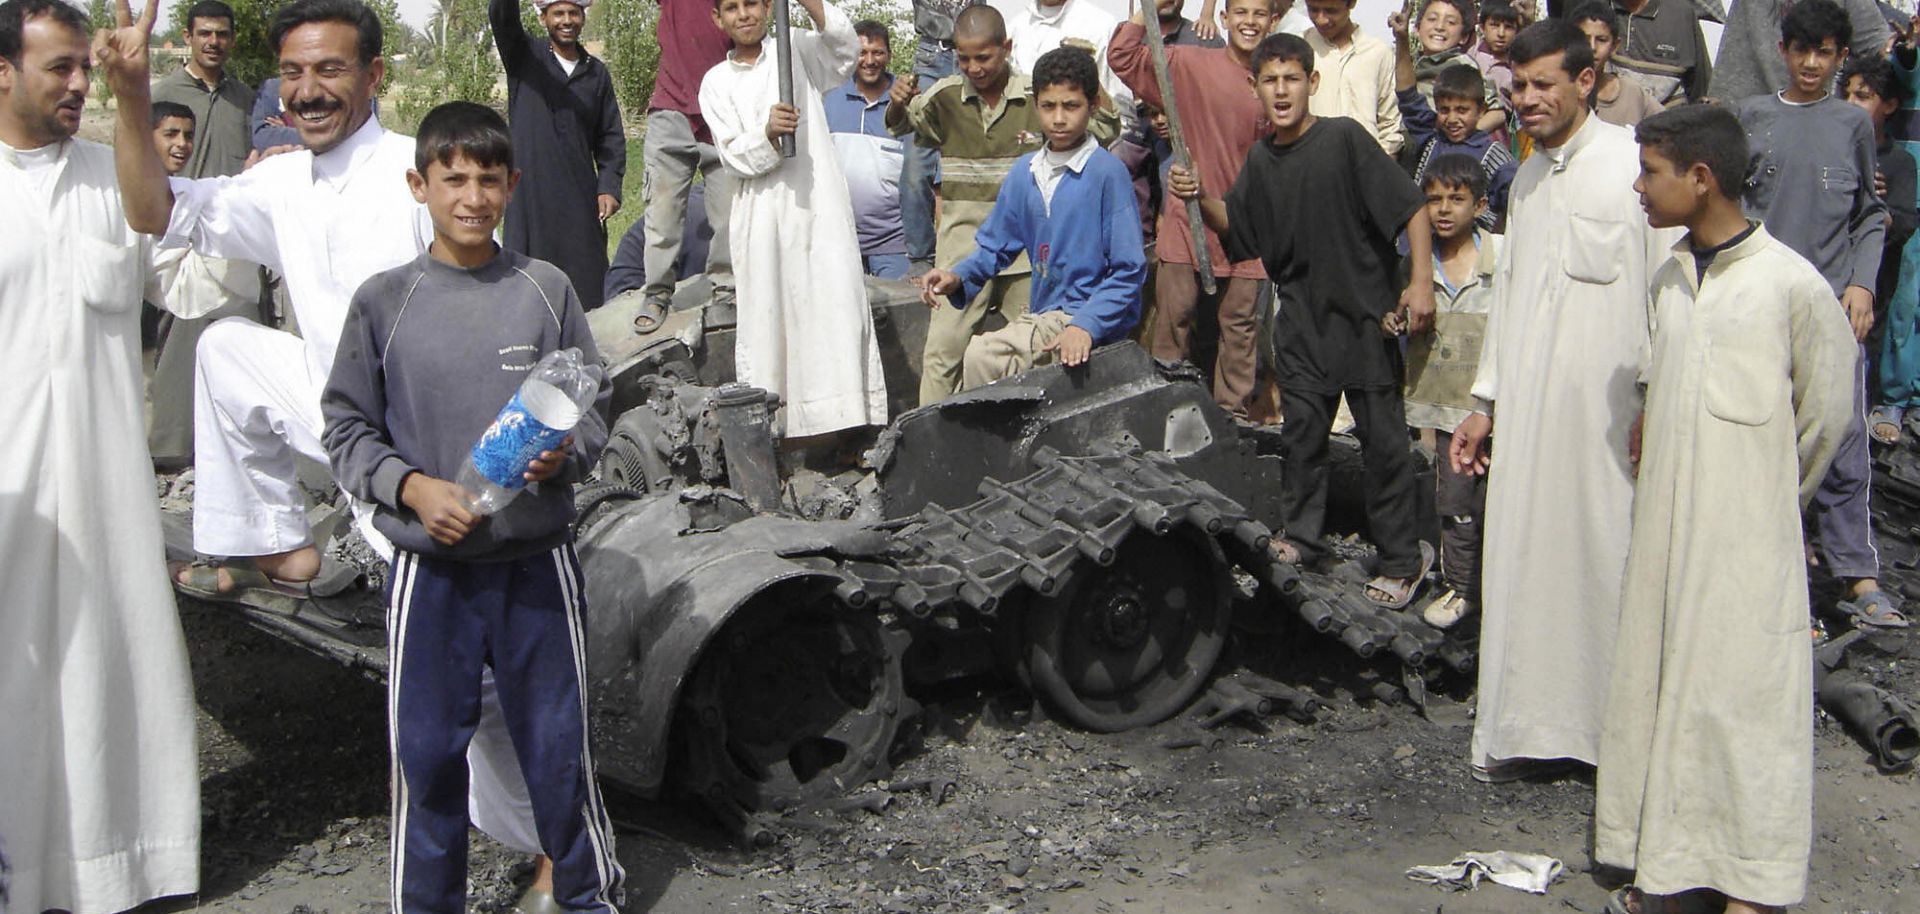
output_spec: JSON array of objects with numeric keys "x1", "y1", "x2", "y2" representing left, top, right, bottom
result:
[{"x1": 140, "y1": 587, "x2": 1920, "y2": 914}]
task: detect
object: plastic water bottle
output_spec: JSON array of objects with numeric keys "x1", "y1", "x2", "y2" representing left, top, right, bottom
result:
[{"x1": 456, "y1": 348, "x2": 600, "y2": 515}]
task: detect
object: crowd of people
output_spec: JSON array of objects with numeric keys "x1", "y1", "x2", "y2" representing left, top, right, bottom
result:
[{"x1": 3, "y1": 0, "x2": 1919, "y2": 909}]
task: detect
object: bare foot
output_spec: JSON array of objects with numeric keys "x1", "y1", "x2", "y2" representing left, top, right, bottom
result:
[{"x1": 532, "y1": 854, "x2": 553, "y2": 891}]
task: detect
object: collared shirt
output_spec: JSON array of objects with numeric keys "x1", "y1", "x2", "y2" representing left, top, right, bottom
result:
[
  {"x1": 1405, "y1": 230, "x2": 1501, "y2": 431},
  {"x1": 892, "y1": 69, "x2": 1119, "y2": 270},
  {"x1": 151, "y1": 64, "x2": 255, "y2": 178},
  {"x1": 1029, "y1": 133, "x2": 1096, "y2": 214},
  {"x1": 1304, "y1": 28, "x2": 1404, "y2": 155},
  {"x1": 1611, "y1": 0, "x2": 1710, "y2": 106},
  {"x1": 826, "y1": 75, "x2": 907, "y2": 255},
  {"x1": 164, "y1": 116, "x2": 432, "y2": 379}
]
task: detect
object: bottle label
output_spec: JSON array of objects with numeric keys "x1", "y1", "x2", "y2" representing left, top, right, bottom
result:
[{"x1": 470, "y1": 381, "x2": 579, "y2": 490}]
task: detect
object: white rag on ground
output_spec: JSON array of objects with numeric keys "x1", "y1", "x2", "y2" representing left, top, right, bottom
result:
[{"x1": 1405, "y1": 851, "x2": 1564, "y2": 894}]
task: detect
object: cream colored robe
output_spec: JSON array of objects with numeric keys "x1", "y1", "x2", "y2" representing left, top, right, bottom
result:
[
  {"x1": 1468, "y1": 116, "x2": 1682, "y2": 767},
  {"x1": 0, "y1": 137, "x2": 208, "y2": 913},
  {"x1": 1594, "y1": 227, "x2": 1857, "y2": 907},
  {"x1": 698, "y1": 5, "x2": 889, "y2": 438}
]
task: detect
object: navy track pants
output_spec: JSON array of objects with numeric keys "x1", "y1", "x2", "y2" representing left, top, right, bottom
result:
[{"x1": 386, "y1": 544, "x2": 624, "y2": 913}]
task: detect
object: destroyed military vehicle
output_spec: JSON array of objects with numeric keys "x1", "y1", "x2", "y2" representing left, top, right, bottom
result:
[{"x1": 162, "y1": 277, "x2": 1913, "y2": 839}]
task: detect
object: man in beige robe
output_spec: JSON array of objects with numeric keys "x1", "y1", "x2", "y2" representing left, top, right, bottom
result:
[
  {"x1": 1450, "y1": 20, "x2": 1680, "y2": 780},
  {"x1": 1594, "y1": 105, "x2": 1856, "y2": 914}
]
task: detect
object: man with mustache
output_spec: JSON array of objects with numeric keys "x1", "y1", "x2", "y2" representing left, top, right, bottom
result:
[
  {"x1": 488, "y1": 0, "x2": 626, "y2": 311},
  {"x1": 98, "y1": 0, "x2": 558, "y2": 903},
  {"x1": 1449, "y1": 20, "x2": 1681, "y2": 784},
  {"x1": 0, "y1": 0, "x2": 212, "y2": 907}
]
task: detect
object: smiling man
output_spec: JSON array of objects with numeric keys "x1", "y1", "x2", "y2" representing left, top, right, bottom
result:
[
  {"x1": 0, "y1": 0, "x2": 201, "y2": 909},
  {"x1": 487, "y1": 0, "x2": 626, "y2": 311},
  {"x1": 1447, "y1": 19, "x2": 1680, "y2": 785},
  {"x1": 826, "y1": 19, "x2": 910, "y2": 278}
]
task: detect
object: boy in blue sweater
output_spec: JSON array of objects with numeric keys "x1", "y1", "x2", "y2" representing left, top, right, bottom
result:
[
  {"x1": 320, "y1": 102, "x2": 623, "y2": 913},
  {"x1": 921, "y1": 46, "x2": 1146, "y2": 388}
]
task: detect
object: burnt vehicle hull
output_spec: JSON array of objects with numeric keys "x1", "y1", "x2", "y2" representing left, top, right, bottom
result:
[{"x1": 165, "y1": 279, "x2": 1468, "y2": 832}]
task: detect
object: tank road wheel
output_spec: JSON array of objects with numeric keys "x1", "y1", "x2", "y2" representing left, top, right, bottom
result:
[
  {"x1": 1024, "y1": 529, "x2": 1232, "y2": 732},
  {"x1": 677, "y1": 588, "x2": 914, "y2": 818}
]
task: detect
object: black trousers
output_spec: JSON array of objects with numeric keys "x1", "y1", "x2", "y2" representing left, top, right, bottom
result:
[
  {"x1": 1433, "y1": 429, "x2": 1488, "y2": 599},
  {"x1": 1279, "y1": 386, "x2": 1422, "y2": 578}
]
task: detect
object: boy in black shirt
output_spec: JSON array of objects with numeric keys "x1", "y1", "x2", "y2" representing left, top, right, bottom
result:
[{"x1": 1170, "y1": 32, "x2": 1436, "y2": 606}]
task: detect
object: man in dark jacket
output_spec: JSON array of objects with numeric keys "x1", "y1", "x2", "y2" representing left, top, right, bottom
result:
[{"x1": 489, "y1": 0, "x2": 627, "y2": 310}]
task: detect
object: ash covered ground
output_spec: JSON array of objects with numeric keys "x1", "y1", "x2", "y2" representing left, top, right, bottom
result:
[{"x1": 142, "y1": 536, "x2": 1920, "y2": 914}]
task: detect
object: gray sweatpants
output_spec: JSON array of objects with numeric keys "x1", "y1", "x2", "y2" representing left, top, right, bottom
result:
[
  {"x1": 640, "y1": 109, "x2": 734, "y2": 305},
  {"x1": 1811, "y1": 344, "x2": 1881, "y2": 581}
]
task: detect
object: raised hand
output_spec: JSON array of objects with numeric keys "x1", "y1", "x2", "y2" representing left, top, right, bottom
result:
[{"x1": 92, "y1": 0, "x2": 157, "y2": 101}]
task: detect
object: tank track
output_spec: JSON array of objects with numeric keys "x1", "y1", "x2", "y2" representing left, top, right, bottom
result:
[{"x1": 785, "y1": 446, "x2": 1472, "y2": 675}]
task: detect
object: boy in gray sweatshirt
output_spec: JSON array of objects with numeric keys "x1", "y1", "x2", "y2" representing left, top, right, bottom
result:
[
  {"x1": 1734, "y1": 0, "x2": 1903, "y2": 627},
  {"x1": 320, "y1": 102, "x2": 623, "y2": 912}
]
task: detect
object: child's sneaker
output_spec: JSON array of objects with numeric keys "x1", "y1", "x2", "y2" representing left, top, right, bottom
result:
[{"x1": 1422, "y1": 589, "x2": 1476, "y2": 628}]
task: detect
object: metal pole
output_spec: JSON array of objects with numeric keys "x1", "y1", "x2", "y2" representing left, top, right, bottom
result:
[
  {"x1": 774, "y1": 0, "x2": 796, "y2": 158},
  {"x1": 1139, "y1": 5, "x2": 1214, "y2": 294}
]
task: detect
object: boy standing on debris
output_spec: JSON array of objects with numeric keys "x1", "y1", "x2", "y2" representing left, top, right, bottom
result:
[
  {"x1": 1398, "y1": 154, "x2": 1499, "y2": 629},
  {"x1": 701, "y1": 0, "x2": 889, "y2": 439},
  {"x1": 1171, "y1": 32, "x2": 1435, "y2": 608},
  {"x1": 1594, "y1": 103, "x2": 1856, "y2": 914},
  {"x1": 1108, "y1": 0, "x2": 1273, "y2": 419},
  {"x1": 920, "y1": 47, "x2": 1145, "y2": 387},
  {"x1": 320, "y1": 102, "x2": 623, "y2": 913}
]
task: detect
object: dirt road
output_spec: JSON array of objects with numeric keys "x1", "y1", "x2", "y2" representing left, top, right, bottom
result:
[{"x1": 145, "y1": 598, "x2": 1917, "y2": 914}]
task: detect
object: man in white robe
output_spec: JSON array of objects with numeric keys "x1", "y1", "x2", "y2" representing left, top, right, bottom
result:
[
  {"x1": 699, "y1": 0, "x2": 888, "y2": 438},
  {"x1": 100, "y1": 0, "x2": 557, "y2": 901},
  {"x1": 0, "y1": 0, "x2": 204, "y2": 907},
  {"x1": 1449, "y1": 20, "x2": 1680, "y2": 780},
  {"x1": 1594, "y1": 104, "x2": 1856, "y2": 914}
]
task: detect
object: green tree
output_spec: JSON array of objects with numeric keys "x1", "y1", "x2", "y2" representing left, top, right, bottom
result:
[
  {"x1": 393, "y1": 0, "x2": 503, "y2": 129},
  {"x1": 597, "y1": 0, "x2": 660, "y2": 119}
]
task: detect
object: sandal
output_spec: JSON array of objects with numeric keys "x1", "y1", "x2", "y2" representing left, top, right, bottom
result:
[
  {"x1": 1838, "y1": 588, "x2": 1911, "y2": 629},
  {"x1": 1364, "y1": 541, "x2": 1435, "y2": 610},
  {"x1": 1605, "y1": 886, "x2": 1723, "y2": 914},
  {"x1": 171, "y1": 559, "x2": 312, "y2": 612},
  {"x1": 1871, "y1": 405, "x2": 1904, "y2": 445},
  {"x1": 631, "y1": 296, "x2": 670, "y2": 335}
]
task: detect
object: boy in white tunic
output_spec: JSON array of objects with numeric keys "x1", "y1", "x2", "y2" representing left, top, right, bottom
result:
[
  {"x1": 699, "y1": 0, "x2": 888, "y2": 439},
  {"x1": 1594, "y1": 103, "x2": 1857, "y2": 914}
]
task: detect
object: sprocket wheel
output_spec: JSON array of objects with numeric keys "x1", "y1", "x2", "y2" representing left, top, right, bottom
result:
[
  {"x1": 677, "y1": 585, "x2": 915, "y2": 818},
  {"x1": 1024, "y1": 528, "x2": 1232, "y2": 732}
]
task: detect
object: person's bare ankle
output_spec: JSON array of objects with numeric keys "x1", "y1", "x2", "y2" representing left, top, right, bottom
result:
[
  {"x1": 1850, "y1": 578, "x2": 1882, "y2": 600},
  {"x1": 532, "y1": 854, "x2": 553, "y2": 891},
  {"x1": 255, "y1": 545, "x2": 321, "y2": 583}
]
